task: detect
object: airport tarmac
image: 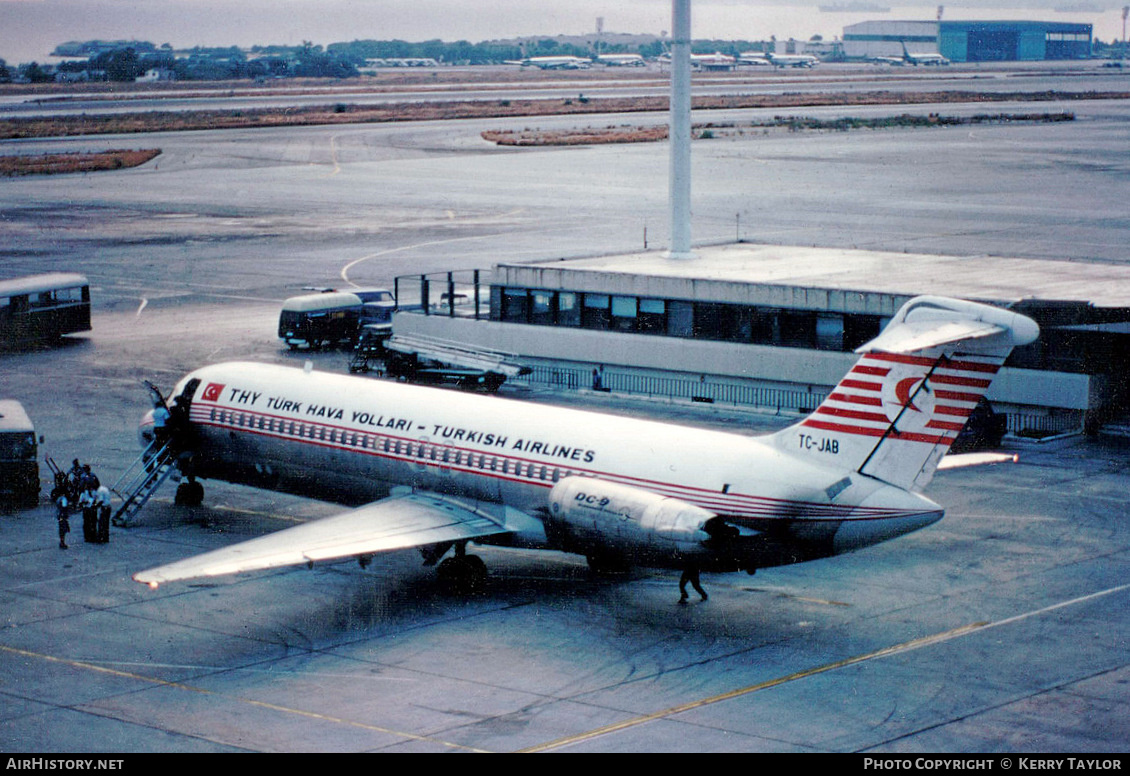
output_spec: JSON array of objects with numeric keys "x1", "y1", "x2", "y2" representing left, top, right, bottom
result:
[{"x1": 2, "y1": 67, "x2": 1129, "y2": 753}]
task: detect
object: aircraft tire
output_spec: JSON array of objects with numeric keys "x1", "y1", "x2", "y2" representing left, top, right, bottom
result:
[
  {"x1": 586, "y1": 553, "x2": 631, "y2": 575},
  {"x1": 437, "y1": 555, "x2": 488, "y2": 594},
  {"x1": 174, "y1": 480, "x2": 204, "y2": 507}
]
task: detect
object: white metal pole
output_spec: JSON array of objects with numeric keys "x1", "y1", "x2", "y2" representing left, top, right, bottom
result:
[{"x1": 667, "y1": 0, "x2": 694, "y2": 259}]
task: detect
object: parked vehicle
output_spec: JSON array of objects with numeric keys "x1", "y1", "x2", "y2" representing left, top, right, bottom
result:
[
  {"x1": 0, "y1": 400, "x2": 40, "y2": 508},
  {"x1": 0, "y1": 273, "x2": 91, "y2": 348},
  {"x1": 278, "y1": 288, "x2": 395, "y2": 350}
]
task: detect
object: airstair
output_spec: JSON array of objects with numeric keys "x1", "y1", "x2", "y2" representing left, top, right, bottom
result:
[
  {"x1": 110, "y1": 439, "x2": 177, "y2": 527},
  {"x1": 384, "y1": 333, "x2": 531, "y2": 378}
]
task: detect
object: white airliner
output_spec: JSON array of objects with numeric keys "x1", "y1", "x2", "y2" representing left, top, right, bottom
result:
[
  {"x1": 691, "y1": 52, "x2": 737, "y2": 71},
  {"x1": 898, "y1": 42, "x2": 949, "y2": 66},
  {"x1": 765, "y1": 52, "x2": 820, "y2": 68},
  {"x1": 596, "y1": 54, "x2": 646, "y2": 67},
  {"x1": 506, "y1": 56, "x2": 591, "y2": 70},
  {"x1": 738, "y1": 52, "x2": 773, "y2": 66},
  {"x1": 133, "y1": 296, "x2": 1038, "y2": 600}
]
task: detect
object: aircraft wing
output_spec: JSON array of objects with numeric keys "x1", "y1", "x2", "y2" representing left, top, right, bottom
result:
[{"x1": 134, "y1": 493, "x2": 512, "y2": 587}]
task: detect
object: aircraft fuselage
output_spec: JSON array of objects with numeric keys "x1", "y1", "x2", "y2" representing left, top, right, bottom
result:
[{"x1": 163, "y1": 362, "x2": 943, "y2": 572}]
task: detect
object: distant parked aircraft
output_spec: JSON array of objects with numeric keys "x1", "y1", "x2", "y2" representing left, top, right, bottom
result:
[
  {"x1": 596, "y1": 54, "x2": 646, "y2": 67},
  {"x1": 507, "y1": 56, "x2": 591, "y2": 70},
  {"x1": 765, "y1": 52, "x2": 820, "y2": 68},
  {"x1": 898, "y1": 41, "x2": 949, "y2": 65}
]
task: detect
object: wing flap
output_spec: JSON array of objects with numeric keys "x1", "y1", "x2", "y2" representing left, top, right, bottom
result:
[{"x1": 134, "y1": 493, "x2": 511, "y2": 586}]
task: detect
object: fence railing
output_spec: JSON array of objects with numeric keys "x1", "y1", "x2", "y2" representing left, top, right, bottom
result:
[
  {"x1": 393, "y1": 270, "x2": 493, "y2": 320},
  {"x1": 523, "y1": 363, "x2": 1083, "y2": 437},
  {"x1": 1007, "y1": 410, "x2": 1085, "y2": 437},
  {"x1": 521, "y1": 364, "x2": 827, "y2": 414}
]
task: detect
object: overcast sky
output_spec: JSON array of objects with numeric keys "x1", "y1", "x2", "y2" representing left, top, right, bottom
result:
[{"x1": 1, "y1": 1, "x2": 1123, "y2": 64}]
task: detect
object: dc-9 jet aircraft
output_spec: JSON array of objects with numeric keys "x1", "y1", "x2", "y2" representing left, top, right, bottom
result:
[{"x1": 132, "y1": 296, "x2": 1038, "y2": 601}]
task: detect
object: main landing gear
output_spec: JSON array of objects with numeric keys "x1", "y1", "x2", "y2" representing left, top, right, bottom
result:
[
  {"x1": 436, "y1": 542, "x2": 488, "y2": 594},
  {"x1": 174, "y1": 477, "x2": 204, "y2": 507}
]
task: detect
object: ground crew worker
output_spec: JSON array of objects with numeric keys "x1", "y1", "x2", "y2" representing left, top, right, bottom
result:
[
  {"x1": 679, "y1": 564, "x2": 708, "y2": 604},
  {"x1": 79, "y1": 486, "x2": 97, "y2": 543},
  {"x1": 152, "y1": 401, "x2": 171, "y2": 447},
  {"x1": 66, "y1": 459, "x2": 83, "y2": 500},
  {"x1": 95, "y1": 484, "x2": 112, "y2": 544},
  {"x1": 55, "y1": 494, "x2": 70, "y2": 549}
]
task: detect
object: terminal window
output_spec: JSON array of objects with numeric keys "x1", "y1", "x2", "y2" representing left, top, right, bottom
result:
[{"x1": 493, "y1": 285, "x2": 897, "y2": 353}]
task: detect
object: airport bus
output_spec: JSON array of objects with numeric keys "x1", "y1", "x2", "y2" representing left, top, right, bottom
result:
[
  {"x1": 278, "y1": 291, "x2": 365, "y2": 350},
  {"x1": 278, "y1": 288, "x2": 395, "y2": 350},
  {"x1": 0, "y1": 273, "x2": 91, "y2": 348},
  {"x1": 0, "y1": 400, "x2": 40, "y2": 508}
]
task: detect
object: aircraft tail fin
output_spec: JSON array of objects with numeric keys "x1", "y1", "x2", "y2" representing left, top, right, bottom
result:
[{"x1": 772, "y1": 296, "x2": 1039, "y2": 492}]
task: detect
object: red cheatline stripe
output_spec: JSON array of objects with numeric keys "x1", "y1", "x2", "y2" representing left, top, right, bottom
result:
[
  {"x1": 939, "y1": 360, "x2": 1002, "y2": 375},
  {"x1": 935, "y1": 389, "x2": 982, "y2": 403},
  {"x1": 865, "y1": 352, "x2": 1002, "y2": 373},
  {"x1": 935, "y1": 404, "x2": 974, "y2": 418},
  {"x1": 828, "y1": 392, "x2": 884, "y2": 407},
  {"x1": 802, "y1": 418, "x2": 954, "y2": 446},
  {"x1": 803, "y1": 417, "x2": 887, "y2": 437},
  {"x1": 191, "y1": 406, "x2": 932, "y2": 521},
  {"x1": 840, "y1": 379, "x2": 882, "y2": 392},
  {"x1": 932, "y1": 374, "x2": 992, "y2": 389},
  {"x1": 816, "y1": 406, "x2": 890, "y2": 424},
  {"x1": 851, "y1": 364, "x2": 890, "y2": 377},
  {"x1": 927, "y1": 420, "x2": 966, "y2": 432}
]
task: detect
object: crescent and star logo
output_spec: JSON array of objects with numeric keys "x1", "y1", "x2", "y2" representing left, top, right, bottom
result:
[
  {"x1": 895, "y1": 376, "x2": 926, "y2": 412},
  {"x1": 882, "y1": 369, "x2": 936, "y2": 427},
  {"x1": 201, "y1": 383, "x2": 225, "y2": 402}
]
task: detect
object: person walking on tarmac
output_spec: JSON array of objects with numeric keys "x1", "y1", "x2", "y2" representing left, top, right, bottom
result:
[
  {"x1": 55, "y1": 493, "x2": 70, "y2": 549},
  {"x1": 679, "y1": 564, "x2": 708, "y2": 604}
]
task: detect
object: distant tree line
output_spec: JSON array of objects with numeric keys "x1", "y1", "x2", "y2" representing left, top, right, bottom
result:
[
  {"x1": 2, "y1": 35, "x2": 861, "y2": 84},
  {"x1": 25, "y1": 41, "x2": 361, "y2": 82}
]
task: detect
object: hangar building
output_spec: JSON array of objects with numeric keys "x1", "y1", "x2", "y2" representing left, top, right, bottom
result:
[
  {"x1": 392, "y1": 244, "x2": 1130, "y2": 439},
  {"x1": 843, "y1": 20, "x2": 1093, "y2": 62}
]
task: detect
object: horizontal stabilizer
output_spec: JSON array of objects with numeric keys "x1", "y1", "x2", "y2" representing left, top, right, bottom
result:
[
  {"x1": 135, "y1": 493, "x2": 511, "y2": 587},
  {"x1": 858, "y1": 296, "x2": 1038, "y2": 355},
  {"x1": 859, "y1": 319, "x2": 1005, "y2": 355}
]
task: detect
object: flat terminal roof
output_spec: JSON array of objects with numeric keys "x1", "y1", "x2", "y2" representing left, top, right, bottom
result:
[{"x1": 501, "y1": 244, "x2": 1130, "y2": 309}]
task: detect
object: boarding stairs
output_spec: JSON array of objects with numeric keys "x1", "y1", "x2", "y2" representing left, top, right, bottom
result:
[
  {"x1": 110, "y1": 439, "x2": 177, "y2": 527},
  {"x1": 383, "y1": 333, "x2": 532, "y2": 378}
]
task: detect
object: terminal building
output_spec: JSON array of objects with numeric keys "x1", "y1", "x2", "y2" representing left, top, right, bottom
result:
[
  {"x1": 392, "y1": 243, "x2": 1130, "y2": 439},
  {"x1": 843, "y1": 19, "x2": 1093, "y2": 62}
]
